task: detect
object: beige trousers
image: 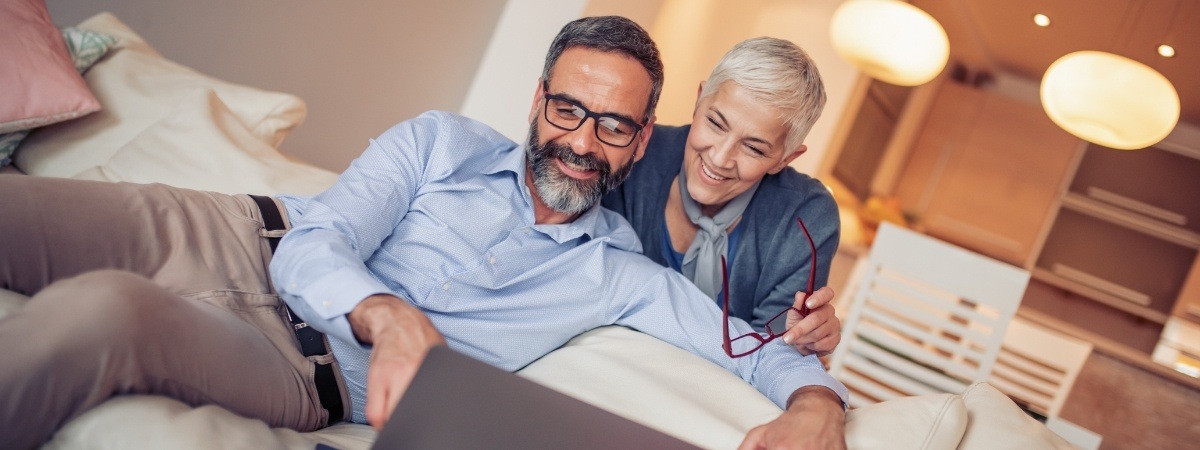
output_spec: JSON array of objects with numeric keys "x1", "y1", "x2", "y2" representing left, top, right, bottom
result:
[{"x1": 0, "y1": 175, "x2": 340, "y2": 449}]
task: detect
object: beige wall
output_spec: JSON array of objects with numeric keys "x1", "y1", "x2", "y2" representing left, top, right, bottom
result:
[
  {"x1": 638, "y1": 0, "x2": 858, "y2": 177},
  {"x1": 47, "y1": 0, "x2": 509, "y2": 172}
]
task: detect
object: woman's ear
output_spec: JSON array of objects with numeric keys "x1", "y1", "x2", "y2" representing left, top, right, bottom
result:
[{"x1": 771, "y1": 145, "x2": 807, "y2": 174}]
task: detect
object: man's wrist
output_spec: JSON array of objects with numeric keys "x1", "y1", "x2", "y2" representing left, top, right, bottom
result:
[
  {"x1": 348, "y1": 294, "x2": 401, "y2": 345},
  {"x1": 786, "y1": 385, "x2": 844, "y2": 411}
]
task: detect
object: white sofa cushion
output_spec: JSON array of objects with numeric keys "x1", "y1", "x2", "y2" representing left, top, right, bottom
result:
[
  {"x1": 70, "y1": 89, "x2": 336, "y2": 196},
  {"x1": 958, "y1": 382, "x2": 1075, "y2": 449}
]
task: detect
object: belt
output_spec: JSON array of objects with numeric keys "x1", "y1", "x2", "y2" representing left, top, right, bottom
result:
[{"x1": 249, "y1": 194, "x2": 345, "y2": 425}]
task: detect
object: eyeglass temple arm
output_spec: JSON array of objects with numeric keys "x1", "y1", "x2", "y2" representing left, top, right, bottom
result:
[
  {"x1": 796, "y1": 217, "x2": 817, "y2": 316},
  {"x1": 721, "y1": 256, "x2": 733, "y2": 356}
]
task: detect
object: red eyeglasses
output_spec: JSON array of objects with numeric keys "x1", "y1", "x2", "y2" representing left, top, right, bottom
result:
[{"x1": 722, "y1": 217, "x2": 818, "y2": 358}]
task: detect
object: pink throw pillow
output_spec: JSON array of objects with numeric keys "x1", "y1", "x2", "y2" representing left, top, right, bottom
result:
[{"x1": 0, "y1": 0, "x2": 101, "y2": 134}]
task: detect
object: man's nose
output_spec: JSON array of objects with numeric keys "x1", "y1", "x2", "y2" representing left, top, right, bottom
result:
[{"x1": 565, "y1": 118, "x2": 602, "y2": 156}]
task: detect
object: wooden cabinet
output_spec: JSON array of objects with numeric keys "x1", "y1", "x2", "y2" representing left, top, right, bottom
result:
[{"x1": 891, "y1": 81, "x2": 1079, "y2": 267}]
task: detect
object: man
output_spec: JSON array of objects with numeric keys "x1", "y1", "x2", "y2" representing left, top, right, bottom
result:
[{"x1": 0, "y1": 16, "x2": 846, "y2": 449}]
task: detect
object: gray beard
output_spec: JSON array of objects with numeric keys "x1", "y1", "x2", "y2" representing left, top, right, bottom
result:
[{"x1": 525, "y1": 126, "x2": 634, "y2": 215}]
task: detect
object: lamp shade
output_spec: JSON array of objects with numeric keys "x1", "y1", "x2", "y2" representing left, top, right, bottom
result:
[
  {"x1": 1040, "y1": 51, "x2": 1180, "y2": 150},
  {"x1": 830, "y1": 0, "x2": 949, "y2": 86}
]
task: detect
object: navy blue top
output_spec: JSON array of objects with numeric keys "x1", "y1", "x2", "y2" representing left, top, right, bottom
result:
[{"x1": 602, "y1": 124, "x2": 841, "y2": 331}]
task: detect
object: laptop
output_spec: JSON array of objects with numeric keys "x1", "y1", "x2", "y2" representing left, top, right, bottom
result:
[{"x1": 371, "y1": 345, "x2": 701, "y2": 450}]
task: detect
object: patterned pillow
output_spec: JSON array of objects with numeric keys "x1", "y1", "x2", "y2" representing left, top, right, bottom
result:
[{"x1": 0, "y1": 27, "x2": 116, "y2": 167}]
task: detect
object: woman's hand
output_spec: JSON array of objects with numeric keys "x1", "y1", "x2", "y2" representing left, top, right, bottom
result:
[{"x1": 782, "y1": 286, "x2": 841, "y2": 356}]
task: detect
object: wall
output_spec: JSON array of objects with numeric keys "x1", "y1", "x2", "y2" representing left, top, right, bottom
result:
[
  {"x1": 640, "y1": 0, "x2": 859, "y2": 176},
  {"x1": 46, "y1": 0, "x2": 508, "y2": 172}
]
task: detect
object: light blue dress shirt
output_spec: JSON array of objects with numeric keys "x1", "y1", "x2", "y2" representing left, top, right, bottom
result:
[{"x1": 271, "y1": 111, "x2": 848, "y2": 424}]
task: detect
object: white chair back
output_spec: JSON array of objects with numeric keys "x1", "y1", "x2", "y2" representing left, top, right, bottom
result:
[
  {"x1": 989, "y1": 317, "x2": 1093, "y2": 418},
  {"x1": 829, "y1": 223, "x2": 1030, "y2": 408}
]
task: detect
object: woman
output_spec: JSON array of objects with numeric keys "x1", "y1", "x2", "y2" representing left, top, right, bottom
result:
[{"x1": 603, "y1": 37, "x2": 840, "y2": 355}]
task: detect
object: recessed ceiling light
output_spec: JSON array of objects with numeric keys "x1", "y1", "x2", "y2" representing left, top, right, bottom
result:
[
  {"x1": 1158, "y1": 44, "x2": 1176, "y2": 58},
  {"x1": 1033, "y1": 13, "x2": 1051, "y2": 27}
]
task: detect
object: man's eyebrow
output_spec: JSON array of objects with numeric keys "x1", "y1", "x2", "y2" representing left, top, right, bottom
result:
[{"x1": 552, "y1": 90, "x2": 640, "y2": 124}]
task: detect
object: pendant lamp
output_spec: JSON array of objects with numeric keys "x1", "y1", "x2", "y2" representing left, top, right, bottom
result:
[
  {"x1": 1040, "y1": 51, "x2": 1179, "y2": 150},
  {"x1": 830, "y1": 0, "x2": 949, "y2": 86}
]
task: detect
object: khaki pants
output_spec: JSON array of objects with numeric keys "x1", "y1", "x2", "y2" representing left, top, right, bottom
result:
[{"x1": 0, "y1": 175, "x2": 341, "y2": 449}]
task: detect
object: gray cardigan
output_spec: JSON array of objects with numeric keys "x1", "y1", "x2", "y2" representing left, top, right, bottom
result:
[{"x1": 602, "y1": 124, "x2": 840, "y2": 330}]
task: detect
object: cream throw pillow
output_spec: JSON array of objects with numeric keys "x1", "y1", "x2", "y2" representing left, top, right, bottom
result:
[
  {"x1": 71, "y1": 90, "x2": 336, "y2": 196},
  {"x1": 15, "y1": 12, "x2": 307, "y2": 179}
]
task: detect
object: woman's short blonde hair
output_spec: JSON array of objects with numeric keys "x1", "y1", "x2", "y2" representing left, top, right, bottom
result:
[{"x1": 700, "y1": 37, "x2": 826, "y2": 154}]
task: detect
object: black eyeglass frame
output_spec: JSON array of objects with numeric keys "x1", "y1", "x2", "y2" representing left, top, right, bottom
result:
[{"x1": 540, "y1": 81, "x2": 647, "y2": 148}]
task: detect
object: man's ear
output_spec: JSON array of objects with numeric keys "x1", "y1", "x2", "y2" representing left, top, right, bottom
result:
[
  {"x1": 528, "y1": 78, "x2": 544, "y2": 124},
  {"x1": 771, "y1": 144, "x2": 807, "y2": 174},
  {"x1": 633, "y1": 117, "x2": 656, "y2": 163},
  {"x1": 694, "y1": 81, "x2": 705, "y2": 109}
]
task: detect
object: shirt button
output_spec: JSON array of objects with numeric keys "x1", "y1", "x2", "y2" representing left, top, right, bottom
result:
[
  {"x1": 524, "y1": 228, "x2": 532, "y2": 235},
  {"x1": 322, "y1": 300, "x2": 332, "y2": 308},
  {"x1": 442, "y1": 282, "x2": 451, "y2": 291},
  {"x1": 488, "y1": 255, "x2": 497, "y2": 265}
]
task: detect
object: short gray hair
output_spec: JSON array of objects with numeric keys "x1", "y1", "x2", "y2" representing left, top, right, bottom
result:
[
  {"x1": 700, "y1": 37, "x2": 826, "y2": 153},
  {"x1": 542, "y1": 16, "x2": 664, "y2": 120}
]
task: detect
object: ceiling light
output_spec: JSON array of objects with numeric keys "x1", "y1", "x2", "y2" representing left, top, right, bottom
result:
[
  {"x1": 1158, "y1": 44, "x2": 1176, "y2": 58},
  {"x1": 1033, "y1": 14, "x2": 1051, "y2": 27},
  {"x1": 829, "y1": 0, "x2": 950, "y2": 86},
  {"x1": 1040, "y1": 51, "x2": 1179, "y2": 150}
]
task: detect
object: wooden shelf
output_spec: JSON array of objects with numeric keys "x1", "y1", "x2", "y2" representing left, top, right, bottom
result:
[
  {"x1": 1032, "y1": 268, "x2": 1169, "y2": 324},
  {"x1": 1060, "y1": 193, "x2": 1200, "y2": 249},
  {"x1": 1017, "y1": 307, "x2": 1200, "y2": 390}
]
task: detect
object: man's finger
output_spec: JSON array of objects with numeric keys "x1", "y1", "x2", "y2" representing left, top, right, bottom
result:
[{"x1": 736, "y1": 425, "x2": 767, "y2": 450}]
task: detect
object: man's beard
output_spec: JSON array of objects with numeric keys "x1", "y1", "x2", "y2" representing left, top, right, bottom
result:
[{"x1": 525, "y1": 125, "x2": 635, "y2": 215}]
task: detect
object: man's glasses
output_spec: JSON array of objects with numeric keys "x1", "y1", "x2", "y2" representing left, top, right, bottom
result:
[
  {"x1": 541, "y1": 82, "x2": 646, "y2": 148},
  {"x1": 722, "y1": 217, "x2": 818, "y2": 358}
]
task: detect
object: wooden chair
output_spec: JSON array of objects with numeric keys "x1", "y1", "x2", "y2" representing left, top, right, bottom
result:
[
  {"x1": 829, "y1": 223, "x2": 1030, "y2": 408},
  {"x1": 989, "y1": 316, "x2": 1093, "y2": 418}
]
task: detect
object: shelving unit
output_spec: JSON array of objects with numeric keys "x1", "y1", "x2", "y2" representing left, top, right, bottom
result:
[{"x1": 1027, "y1": 137, "x2": 1200, "y2": 354}]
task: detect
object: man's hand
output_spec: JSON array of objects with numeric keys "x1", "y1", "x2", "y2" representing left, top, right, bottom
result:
[
  {"x1": 782, "y1": 287, "x2": 841, "y2": 356},
  {"x1": 347, "y1": 294, "x2": 446, "y2": 429},
  {"x1": 738, "y1": 386, "x2": 846, "y2": 450}
]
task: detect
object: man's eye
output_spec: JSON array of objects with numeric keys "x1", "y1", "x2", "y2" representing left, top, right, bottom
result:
[{"x1": 599, "y1": 118, "x2": 633, "y2": 136}]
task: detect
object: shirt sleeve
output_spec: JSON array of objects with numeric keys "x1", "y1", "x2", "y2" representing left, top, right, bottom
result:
[
  {"x1": 269, "y1": 113, "x2": 440, "y2": 346},
  {"x1": 612, "y1": 264, "x2": 849, "y2": 409}
]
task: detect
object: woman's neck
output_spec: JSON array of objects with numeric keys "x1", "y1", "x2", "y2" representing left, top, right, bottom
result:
[{"x1": 665, "y1": 176, "x2": 740, "y2": 253}]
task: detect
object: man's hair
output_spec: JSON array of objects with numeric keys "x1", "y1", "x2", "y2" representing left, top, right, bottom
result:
[
  {"x1": 700, "y1": 37, "x2": 826, "y2": 154},
  {"x1": 541, "y1": 16, "x2": 663, "y2": 120}
]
